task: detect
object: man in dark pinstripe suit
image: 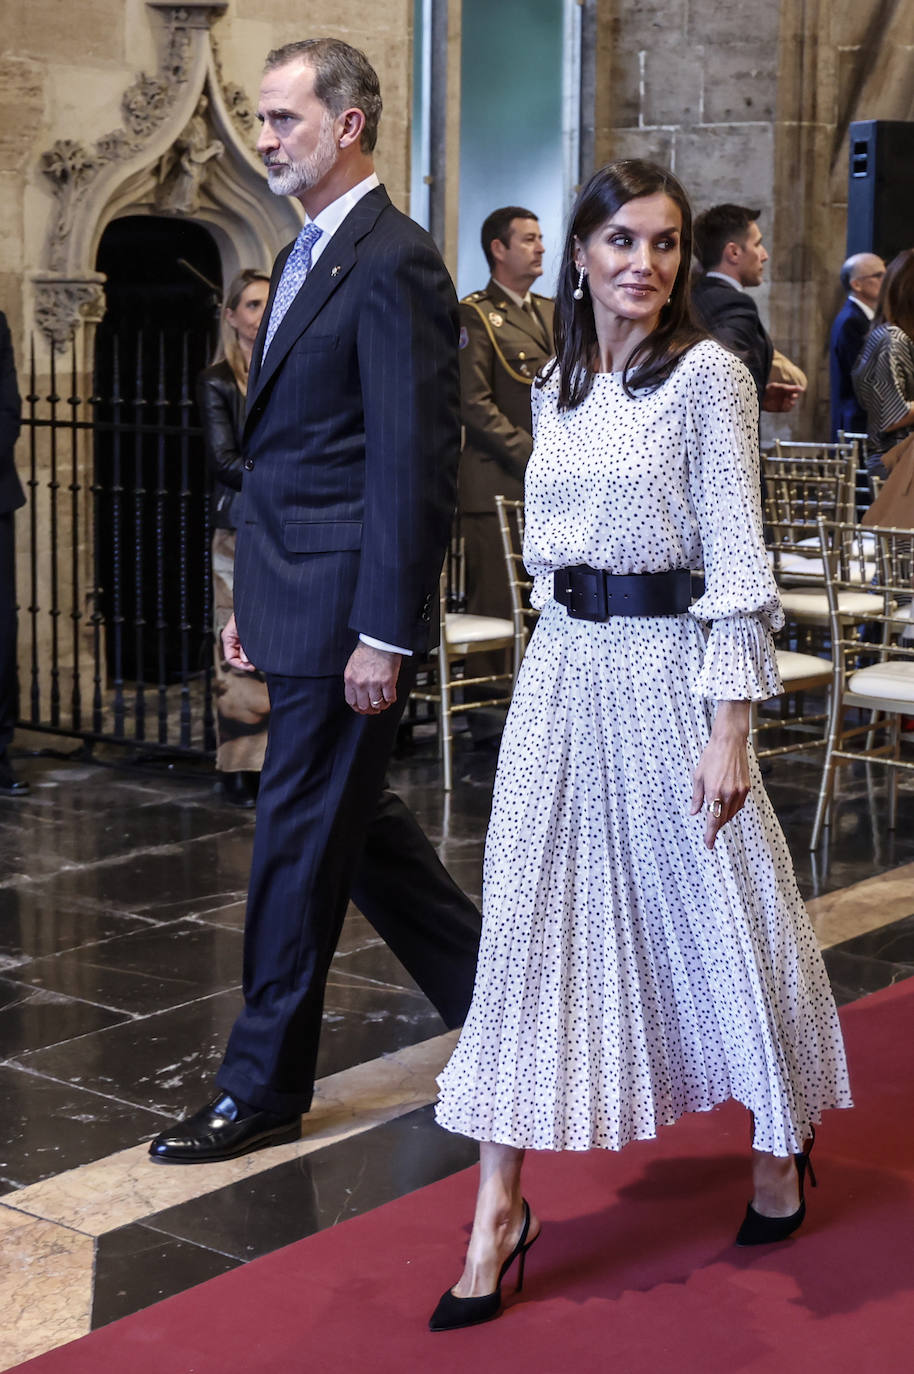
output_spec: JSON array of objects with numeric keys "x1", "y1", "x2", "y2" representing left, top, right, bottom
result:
[{"x1": 150, "y1": 39, "x2": 481, "y2": 1164}]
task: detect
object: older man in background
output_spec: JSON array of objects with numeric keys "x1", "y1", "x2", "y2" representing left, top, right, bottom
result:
[{"x1": 829, "y1": 251, "x2": 885, "y2": 440}]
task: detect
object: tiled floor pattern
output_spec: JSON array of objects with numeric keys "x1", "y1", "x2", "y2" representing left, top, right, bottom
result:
[{"x1": 1, "y1": 734, "x2": 912, "y2": 1368}]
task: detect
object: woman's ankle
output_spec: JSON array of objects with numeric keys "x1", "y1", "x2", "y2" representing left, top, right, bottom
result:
[{"x1": 751, "y1": 1150, "x2": 799, "y2": 1216}]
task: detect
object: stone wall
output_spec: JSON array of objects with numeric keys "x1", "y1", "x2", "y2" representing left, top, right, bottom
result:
[
  {"x1": 596, "y1": 0, "x2": 914, "y2": 437},
  {"x1": 1, "y1": 0, "x2": 416, "y2": 731},
  {"x1": 1, "y1": 0, "x2": 414, "y2": 355},
  {"x1": 772, "y1": 0, "x2": 914, "y2": 435}
]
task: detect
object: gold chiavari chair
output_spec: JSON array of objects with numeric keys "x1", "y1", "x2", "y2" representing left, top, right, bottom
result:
[
  {"x1": 811, "y1": 518, "x2": 914, "y2": 847},
  {"x1": 494, "y1": 495, "x2": 538, "y2": 683},
  {"x1": 411, "y1": 530, "x2": 514, "y2": 791}
]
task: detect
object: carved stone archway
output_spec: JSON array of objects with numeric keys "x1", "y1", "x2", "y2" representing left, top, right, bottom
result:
[
  {"x1": 33, "y1": 1, "x2": 300, "y2": 354},
  {"x1": 22, "y1": 2, "x2": 300, "y2": 743}
]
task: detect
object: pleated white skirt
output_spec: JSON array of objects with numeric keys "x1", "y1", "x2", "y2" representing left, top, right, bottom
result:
[{"x1": 436, "y1": 601, "x2": 852, "y2": 1156}]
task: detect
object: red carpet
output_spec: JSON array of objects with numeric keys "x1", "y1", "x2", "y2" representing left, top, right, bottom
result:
[{"x1": 18, "y1": 980, "x2": 914, "y2": 1374}]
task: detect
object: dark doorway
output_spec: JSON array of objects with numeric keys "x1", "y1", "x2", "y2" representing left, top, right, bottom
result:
[{"x1": 93, "y1": 217, "x2": 222, "y2": 695}]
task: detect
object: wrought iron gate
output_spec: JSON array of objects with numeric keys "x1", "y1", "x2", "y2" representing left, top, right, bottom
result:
[{"x1": 18, "y1": 334, "x2": 216, "y2": 756}]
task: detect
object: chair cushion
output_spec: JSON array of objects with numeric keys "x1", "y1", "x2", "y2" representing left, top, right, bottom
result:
[
  {"x1": 779, "y1": 588, "x2": 884, "y2": 621},
  {"x1": 846, "y1": 660, "x2": 914, "y2": 704},
  {"x1": 775, "y1": 649, "x2": 832, "y2": 684},
  {"x1": 773, "y1": 552, "x2": 875, "y2": 583},
  {"x1": 445, "y1": 613, "x2": 514, "y2": 648},
  {"x1": 793, "y1": 533, "x2": 875, "y2": 556}
]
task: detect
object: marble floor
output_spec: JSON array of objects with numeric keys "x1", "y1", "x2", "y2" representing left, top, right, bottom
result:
[{"x1": 1, "y1": 724, "x2": 913, "y2": 1368}]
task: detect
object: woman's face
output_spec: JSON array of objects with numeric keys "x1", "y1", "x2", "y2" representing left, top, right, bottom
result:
[
  {"x1": 226, "y1": 280, "x2": 269, "y2": 346},
  {"x1": 575, "y1": 192, "x2": 682, "y2": 328}
]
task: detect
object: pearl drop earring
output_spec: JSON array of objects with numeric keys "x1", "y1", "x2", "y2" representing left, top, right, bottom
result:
[{"x1": 573, "y1": 266, "x2": 586, "y2": 301}]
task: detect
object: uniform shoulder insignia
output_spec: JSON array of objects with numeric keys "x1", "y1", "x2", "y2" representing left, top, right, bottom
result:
[{"x1": 461, "y1": 290, "x2": 487, "y2": 303}]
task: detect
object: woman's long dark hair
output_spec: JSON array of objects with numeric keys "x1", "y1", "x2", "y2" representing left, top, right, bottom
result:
[
  {"x1": 542, "y1": 159, "x2": 705, "y2": 410},
  {"x1": 873, "y1": 248, "x2": 914, "y2": 341}
]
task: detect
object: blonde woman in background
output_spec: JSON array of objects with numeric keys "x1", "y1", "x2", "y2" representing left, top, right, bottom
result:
[{"x1": 197, "y1": 269, "x2": 271, "y2": 807}]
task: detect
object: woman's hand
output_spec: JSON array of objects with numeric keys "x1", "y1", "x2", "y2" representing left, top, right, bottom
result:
[{"x1": 690, "y1": 701, "x2": 751, "y2": 849}]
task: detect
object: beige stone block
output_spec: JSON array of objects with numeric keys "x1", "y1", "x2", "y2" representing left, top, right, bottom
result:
[
  {"x1": 0, "y1": 275, "x2": 25, "y2": 349},
  {"x1": 48, "y1": 68, "x2": 128, "y2": 136},
  {"x1": 606, "y1": 127, "x2": 676, "y2": 169},
  {"x1": 642, "y1": 43, "x2": 703, "y2": 127},
  {"x1": 674, "y1": 124, "x2": 774, "y2": 213},
  {"x1": 0, "y1": 1206, "x2": 93, "y2": 1371},
  {"x1": 608, "y1": 0, "x2": 688, "y2": 48},
  {"x1": 223, "y1": 17, "x2": 277, "y2": 91},
  {"x1": 826, "y1": 8, "x2": 878, "y2": 48},
  {"x1": 686, "y1": 0, "x2": 778, "y2": 46},
  {"x1": 701, "y1": 43, "x2": 777, "y2": 124},
  {"x1": 235, "y1": 0, "x2": 411, "y2": 43},
  {"x1": 590, "y1": 5, "x2": 616, "y2": 135},
  {"x1": 0, "y1": 58, "x2": 46, "y2": 174},
  {"x1": 607, "y1": 46, "x2": 643, "y2": 129},
  {"x1": 11, "y1": 0, "x2": 126, "y2": 65},
  {"x1": 0, "y1": 176, "x2": 25, "y2": 274}
]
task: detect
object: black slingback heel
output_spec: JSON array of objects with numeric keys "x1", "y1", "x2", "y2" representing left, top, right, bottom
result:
[
  {"x1": 429, "y1": 1198, "x2": 539, "y2": 1331},
  {"x1": 736, "y1": 1127, "x2": 817, "y2": 1246}
]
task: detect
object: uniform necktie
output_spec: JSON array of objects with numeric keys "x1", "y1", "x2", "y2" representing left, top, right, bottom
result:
[
  {"x1": 523, "y1": 298, "x2": 549, "y2": 350},
  {"x1": 262, "y1": 222, "x2": 323, "y2": 358}
]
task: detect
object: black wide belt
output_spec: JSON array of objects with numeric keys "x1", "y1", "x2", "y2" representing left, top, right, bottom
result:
[{"x1": 553, "y1": 566, "x2": 692, "y2": 620}]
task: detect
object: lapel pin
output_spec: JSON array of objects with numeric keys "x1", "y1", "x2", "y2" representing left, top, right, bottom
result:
[{"x1": 330, "y1": 265, "x2": 341, "y2": 276}]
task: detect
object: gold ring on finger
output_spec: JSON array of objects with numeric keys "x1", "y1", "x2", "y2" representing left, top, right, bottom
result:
[{"x1": 709, "y1": 798, "x2": 723, "y2": 819}]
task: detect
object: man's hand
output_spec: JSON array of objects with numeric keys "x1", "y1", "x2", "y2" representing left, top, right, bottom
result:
[
  {"x1": 762, "y1": 382, "x2": 805, "y2": 414},
  {"x1": 221, "y1": 613, "x2": 256, "y2": 672},
  {"x1": 344, "y1": 642, "x2": 401, "y2": 715}
]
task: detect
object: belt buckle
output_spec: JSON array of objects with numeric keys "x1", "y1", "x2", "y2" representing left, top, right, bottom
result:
[{"x1": 567, "y1": 565, "x2": 608, "y2": 621}]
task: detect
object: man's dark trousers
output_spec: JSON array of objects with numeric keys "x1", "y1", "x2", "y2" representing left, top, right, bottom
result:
[{"x1": 216, "y1": 660, "x2": 481, "y2": 1117}]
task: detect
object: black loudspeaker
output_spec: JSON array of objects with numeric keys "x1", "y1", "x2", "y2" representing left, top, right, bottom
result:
[{"x1": 846, "y1": 120, "x2": 914, "y2": 263}]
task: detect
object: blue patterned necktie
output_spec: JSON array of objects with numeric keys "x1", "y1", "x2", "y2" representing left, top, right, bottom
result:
[{"x1": 262, "y1": 222, "x2": 323, "y2": 358}]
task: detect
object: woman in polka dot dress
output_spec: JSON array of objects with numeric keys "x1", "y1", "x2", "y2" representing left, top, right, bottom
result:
[{"x1": 430, "y1": 161, "x2": 851, "y2": 1332}]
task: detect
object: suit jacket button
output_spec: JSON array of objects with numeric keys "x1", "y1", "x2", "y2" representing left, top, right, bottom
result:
[{"x1": 243, "y1": 458, "x2": 254, "y2": 471}]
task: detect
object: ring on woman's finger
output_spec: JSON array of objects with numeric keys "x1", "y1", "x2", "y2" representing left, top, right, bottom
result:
[
  {"x1": 708, "y1": 797, "x2": 723, "y2": 819},
  {"x1": 370, "y1": 697, "x2": 384, "y2": 708}
]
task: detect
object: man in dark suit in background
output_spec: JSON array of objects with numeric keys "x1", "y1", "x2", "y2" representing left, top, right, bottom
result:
[
  {"x1": 151, "y1": 38, "x2": 481, "y2": 1163},
  {"x1": 691, "y1": 204, "x2": 802, "y2": 415},
  {"x1": 829, "y1": 251, "x2": 885, "y2": 440},
  {"x1": 0, "y1": 311, "x2": 28, "y2": 797}
]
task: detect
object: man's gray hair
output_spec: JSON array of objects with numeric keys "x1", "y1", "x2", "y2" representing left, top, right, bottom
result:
[
  {"x1": 264, "y1": 38, "x2": 382, "y2": 153},
  {"x1": 840, "y1": 253, "x2": 867, "y2": 293}
]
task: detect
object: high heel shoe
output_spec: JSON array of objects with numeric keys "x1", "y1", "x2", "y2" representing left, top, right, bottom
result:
[
  {"x1": 429, "y1": 1198, "x2": 539, "y2": 1331},
  {"x1": 735, "y1": 1126, "x2": 817, "y2": 1246}
]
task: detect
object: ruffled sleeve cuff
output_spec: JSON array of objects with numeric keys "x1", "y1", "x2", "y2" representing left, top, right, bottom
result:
[{"x1": 693, "y1": 614, "x2": 783, "y2": 701}]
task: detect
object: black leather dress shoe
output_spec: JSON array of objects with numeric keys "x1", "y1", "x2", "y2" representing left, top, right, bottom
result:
[
  {"x1": 148, "y1": 1092, "x2": 302, "y2": 1164},
  {"x1": 0, "y1": 755, "x2": 29, "y2": 796}
]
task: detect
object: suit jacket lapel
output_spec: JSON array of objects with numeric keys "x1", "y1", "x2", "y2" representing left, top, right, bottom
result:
[
  {"x1": 246, "y1": 245, "x2": 292, "y2": 401},
  {"x1": 245, "y1": 186, "x2": 390, "y2": 425}
]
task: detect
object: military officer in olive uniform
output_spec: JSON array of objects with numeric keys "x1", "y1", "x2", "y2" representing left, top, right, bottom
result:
[{"x1": 458, "y1": 208, "x2": 554, "y2": 715}]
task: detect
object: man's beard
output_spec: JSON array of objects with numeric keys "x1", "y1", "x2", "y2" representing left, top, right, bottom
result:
[{"x1": 264, "y1": 113, "x2": 338, "y2": 197}]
